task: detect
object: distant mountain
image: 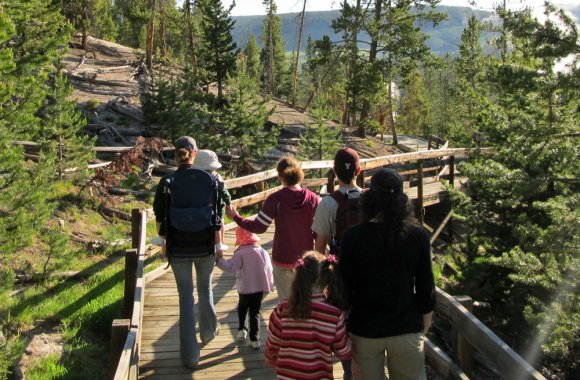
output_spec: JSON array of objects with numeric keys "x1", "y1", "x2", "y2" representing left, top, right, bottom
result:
[{"x1": 232, "y1": 6, "x2": 496, "y2": 56}]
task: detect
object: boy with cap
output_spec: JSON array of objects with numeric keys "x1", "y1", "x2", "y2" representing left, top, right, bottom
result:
[
  {"x1": 312, "y1": 147, "x2": 362, "y2": 256},
  {"x1": 216, "y1": 227, "x2": 274, "y2": 349},
  {"x1": 311, "y1": 147, "x2": 361, "y2": 380}
]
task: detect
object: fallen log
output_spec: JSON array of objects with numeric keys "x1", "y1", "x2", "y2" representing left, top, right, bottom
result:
[
  {"x1": 106, "y1": 100, "x2": 145, "y2": 122},
  {"x1": 98, "y1": 204, "x2": 132, "y2": 221},
  {"x1": 65, "y1": 70, "x2": 137, "y2": 88}
]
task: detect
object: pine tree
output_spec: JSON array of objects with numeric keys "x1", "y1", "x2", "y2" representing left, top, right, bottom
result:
[
  {"x1": 112, "y1": 0, "x2": 149, "y2": 48},
  {"x1": 298, "y1": 95, "x2": 341, "y2": 161},
  {"x1": 59, "y1": 0, "x2": 117, "y2": 47},
  {"x1": 455, "y1": 4, "x2": 579, "y2": 374},
  {"x1": 244, "y1": 33, "x2": 262, "y2": 82},
  {"x1": 260, "y1": 0, "x2": 288, "y2": 97},
  {"x1": 370, "y1": 0, "x2": 445, "y2": 143},
  {"x1": 197, "y1": 0, "x2": 237, "y2": 102},
  {"x1": 38, "y1": 72, "x2": 95, "y2": 180},
  {"x1": 0, "y1": 0, "x2": 72, "y2": 271},
  {"x1": 396, "y1": 70, "x2": 430, "y2": 137},
  {"x1": 220, "y1": 56, "x2": 277, "y2": 175}
]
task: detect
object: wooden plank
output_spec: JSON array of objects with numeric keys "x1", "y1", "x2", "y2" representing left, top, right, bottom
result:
[
  {"x1": 425, "y1": 339, "x2": 469, "y2": 380},
  {"x1": 114, "y1": 329, "x2": 138, "y2": 380},
  {"x1": 435, "y1": 288, "x2": 545, "y2": 379}
]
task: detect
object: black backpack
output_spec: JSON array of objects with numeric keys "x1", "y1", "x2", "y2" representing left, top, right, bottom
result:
[
  {"x1": 162, "y1": 168, "x2": 222, "y2": 259},
  {"x1": 329, "y1": 189, "x2": 363, "y2": 256}
]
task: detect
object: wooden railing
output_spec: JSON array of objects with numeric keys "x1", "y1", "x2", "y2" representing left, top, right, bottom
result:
[
  {"x1": 110, "y1": 146, "x2": 544, "y2": 380},
  {"x1": 111, "y1": 209, "x2": 148, "y2": 380}
]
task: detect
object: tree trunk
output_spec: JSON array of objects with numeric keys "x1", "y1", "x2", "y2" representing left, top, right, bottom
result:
[
  {"x1": 358, "y1": 0, "x2": 383, "y2": 137},
  {"x1": 185, "y1": 0, "x2": 197, "y2": 74},
  {"x1": 291, "y1": 0, "x2": 307, "y2": 106},
  {"x1": 348, "y1": 0, "x2": 362, "y2": 129},
  {"x1": 146, "y1": 0, "x2": 156, "y2": 70},
  {"x1": 388, "y1": 80, "x2": 398, "y2": 145},
  {"x1": 268, "y1": 3, "x2": 275, "y2": 95},
  {"x1": 159, "y1": 2, "x2": 167, "y2": 58}
]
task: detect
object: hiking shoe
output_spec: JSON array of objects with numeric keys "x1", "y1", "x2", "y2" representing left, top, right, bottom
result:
[
  {"x1": 250, "y1": 340, "x2": 261, "y2": 350},
  {"x1": 237, "y1": 329, "x2": 247, "y2": 340}
]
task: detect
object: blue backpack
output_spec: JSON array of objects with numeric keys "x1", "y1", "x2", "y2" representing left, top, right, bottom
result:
[{"x1": 162, "y1": 168, "x2": 222, "y2": 258}]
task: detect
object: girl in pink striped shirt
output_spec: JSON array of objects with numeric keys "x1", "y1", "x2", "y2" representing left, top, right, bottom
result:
[{"x1": 266, "y1": 251, "x2": 352, "y2": 380}]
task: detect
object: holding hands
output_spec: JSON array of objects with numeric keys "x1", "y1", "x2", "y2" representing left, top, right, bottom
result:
[{"x1": 225, "y1": 204, "x2": 237, "y2": 219}]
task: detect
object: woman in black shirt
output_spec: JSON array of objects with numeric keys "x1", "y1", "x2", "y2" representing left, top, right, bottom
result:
[{"x1": 340, "y1": 168, "x2": 436, "y2": 380}]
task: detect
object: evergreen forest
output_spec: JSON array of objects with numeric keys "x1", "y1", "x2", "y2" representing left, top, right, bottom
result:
[{"x1": 0, "y1": 0, "x2": 578, "y2": 379}]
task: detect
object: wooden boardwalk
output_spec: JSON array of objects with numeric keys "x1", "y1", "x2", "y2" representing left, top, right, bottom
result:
[{"x1": 138, "y1": 177, "x2": 460, "y2": 379}]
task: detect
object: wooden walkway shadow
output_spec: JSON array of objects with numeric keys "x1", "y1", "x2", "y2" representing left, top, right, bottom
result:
[{"x1": 138, "y1": 227, "x2": 348, "y2": 379}]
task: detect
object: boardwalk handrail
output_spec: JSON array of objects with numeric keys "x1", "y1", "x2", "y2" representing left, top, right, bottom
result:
[
  {"x1": 112, "y1": 209, "x2": 148, "y2": 380},
  {"x1": 434, "y1": 289, "x2": 546, "y2": 379}
]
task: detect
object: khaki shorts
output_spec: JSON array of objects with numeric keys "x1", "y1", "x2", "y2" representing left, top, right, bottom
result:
[
  {"x1": 272, "y1": 264, "x2": 295, "y2": 302},
  {"x1": 350, "y1": 332, "x2": 426, "y2": 380}
]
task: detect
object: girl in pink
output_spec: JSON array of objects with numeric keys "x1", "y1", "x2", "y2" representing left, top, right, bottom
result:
[
  {"x1": 265, "y1": 251, "x2": 352, "y2": 379},
  {"x1": 217, "y1": 227, "x2": 274, "y2": 349}
]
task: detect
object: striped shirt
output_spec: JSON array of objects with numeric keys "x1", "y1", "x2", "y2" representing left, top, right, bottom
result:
[{"x1": 265, "y1": 294, "x2": 352, "y2": 379}]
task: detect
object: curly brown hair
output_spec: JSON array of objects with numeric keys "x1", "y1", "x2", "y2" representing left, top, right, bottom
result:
[
  {"x1": 287, "y1": 251, "x2": 349, "y2": 319},
  {"x1": 276, "y1": 156, "x2": 304, "y2": 186}
]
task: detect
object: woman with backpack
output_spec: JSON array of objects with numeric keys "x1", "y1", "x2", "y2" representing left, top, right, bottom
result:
[
  {"x1": 339, "y1": 168, "x2": 436, "y2": 380},
  {"x1": 152, "y1": 136, "x2": 222, "y2": 370},
  {"x1": 226, "y1": 156, "x2": 319, "y2": 302}
]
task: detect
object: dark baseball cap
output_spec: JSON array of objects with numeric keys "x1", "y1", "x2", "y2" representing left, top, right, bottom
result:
[
  {"x1": 370, "y1": 168, "x2": 403, "y2": 193},
  {"x1": 334, "y1": 147, "x2": 360, "y2": 180},
  {"x1": 174, "y1": 136, "x2": 197, "y2": 152}
]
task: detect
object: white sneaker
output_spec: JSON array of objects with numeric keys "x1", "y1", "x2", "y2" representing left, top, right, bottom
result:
[
  {"x1": 237, "y1": 330, "x2": 247, "y2": 340},
  {"x1": 221, "y1": 244, "x2": 229, "y2": 251},
  {"x1": 250, "y1": 340, "x2": 260, "y2": 350}
]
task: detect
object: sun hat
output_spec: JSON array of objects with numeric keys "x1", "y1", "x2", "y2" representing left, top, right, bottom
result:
[
  {"x1": 235, "y1": 228, "x2": 260, "y2": 247},
  {"x1": 334, "y1": 147, "x2": 360, "y2": 180},
  {"x1": 192, "y1": 149, "x2": 222, "y2": 170},
  {"x1": 174, "y1": 136, "x2": 197, "y2": 152}
]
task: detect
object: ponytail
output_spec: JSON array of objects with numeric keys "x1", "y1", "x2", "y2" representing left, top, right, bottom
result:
[{"x1": 176, "y1": 148, "x2": 193, "y2": 165}]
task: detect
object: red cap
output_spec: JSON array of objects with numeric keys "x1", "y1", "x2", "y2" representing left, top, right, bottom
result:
[{"x1": 334, "y1": 147, "x2": 360, "y2": 181}]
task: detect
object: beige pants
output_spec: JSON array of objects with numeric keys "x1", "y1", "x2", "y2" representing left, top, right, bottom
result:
[
  {"x1": 350, "y1": 332, "x2": 426, "y2": 380},
  {"x1": 272, "y1": 264, "x2": 295, "y2": 302}
]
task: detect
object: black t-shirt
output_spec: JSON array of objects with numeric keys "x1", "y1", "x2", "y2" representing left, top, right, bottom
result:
[{"x1": 339, "y1": 222, "x2": 436, "y2": 338}]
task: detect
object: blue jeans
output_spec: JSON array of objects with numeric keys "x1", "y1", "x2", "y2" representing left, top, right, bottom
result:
[{"x1": 170, "y1": 255, "x2": 218, "y2": 366}]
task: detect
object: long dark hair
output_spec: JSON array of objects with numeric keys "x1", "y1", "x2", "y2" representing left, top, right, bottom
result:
[
  {"x1": 287, "y1": 251, "x2": 348, "y2": 319},
  {"x1": 361, "y1": 168, "x2": 417, "y2": 248}
]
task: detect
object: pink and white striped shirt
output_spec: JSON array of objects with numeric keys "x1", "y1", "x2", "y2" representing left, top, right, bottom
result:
[{"x1": 265, "y1": 293, "x2": 352, "y2": 379}]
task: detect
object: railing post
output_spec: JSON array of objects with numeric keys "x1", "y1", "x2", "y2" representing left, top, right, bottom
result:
[
  {"x1": 131, "y1": 208, "x2": 141, "y2": 249},
  {"x1": 449, "y1": 155, "x2": 455, "y2": 188},
  {"x1": 356, "y1": 170, "x2": 365, "y2": 189},
  {"x1": 326, "y1": 170, "x2": 335, "y2": 194},
  {"x1": 111, "y1": 319, "x2": 130, "y2": 377},
  {"x1": 428, "y1": 135, "x2": 433, "y2": 150},
  {"x1": 416, "y1": 159, "x2": 424, "y2": 224},
  {"x1": 448, "y1": 156, "x2": 455, "y2": 245},
  {"x1": 123, "y1": 248, "x2": 138, "y2": 319},
  {"x1": 453, "y1": 295, "x2": 474, "y2": 376}
]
